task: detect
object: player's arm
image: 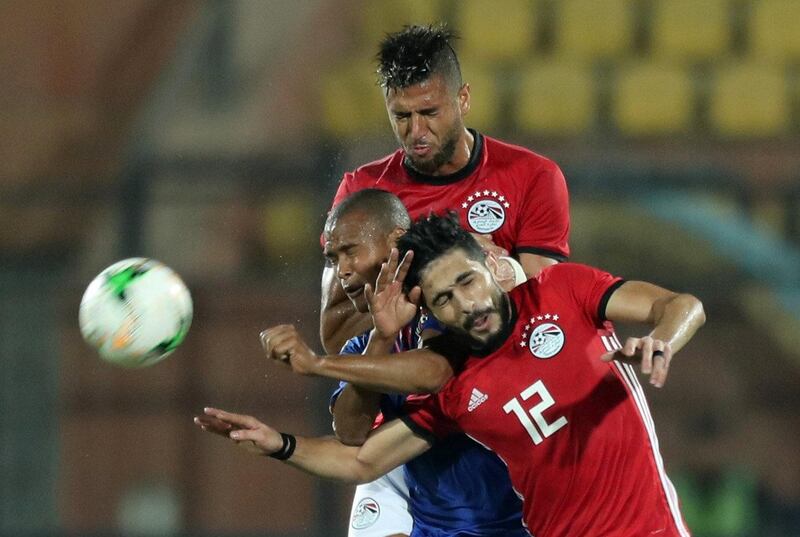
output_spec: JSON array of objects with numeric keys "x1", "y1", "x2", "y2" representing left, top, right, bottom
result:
[
  {"x1": 195, "y1": 407, "x2": 431, "y2": 484},
  {"x1": 263, "y1": 324, "x2": 454, "y2": 393},
  {"x1": 517, "y1": 253, "x2": 558, "y2": 277},
  {"x1": 269, "y1": 251, "x2": 454, "y2": 394},
  {"x1": 320, "y1": 346, "x2": 454, "y2": 393},
  {"x1": 515, "y1": 158, "x2": 571, "y2": 278},
  {"x1": 603, "y1": 281, "x2": 706, "y2": 387},
  {"x1": 331, "y1": 330, "x2": 394, "y2": 446},
  {"x1": 320, "y1": 265, "x2": 374, "y2": 354}
]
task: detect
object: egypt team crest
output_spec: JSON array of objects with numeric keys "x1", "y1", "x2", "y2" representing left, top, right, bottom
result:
[
  {"x1": 351, "y1": 497, "x2": 380, "y2": 529},
  {"x1": 461, "y1": 189, "x2": 510, "y2": 233},
  {"x1": 520, "y1": 313, "x2": 565, "y2": 359}
]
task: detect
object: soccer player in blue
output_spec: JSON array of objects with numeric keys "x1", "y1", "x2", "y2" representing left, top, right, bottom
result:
[{"x1": 320, "y1": 189, "x2": 528, "y2": 536}]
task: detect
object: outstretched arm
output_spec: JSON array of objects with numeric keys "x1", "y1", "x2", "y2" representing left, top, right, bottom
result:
[
  {"x1": 603, "y1": 281, "x2": 706, "y2": 388},
  {"x1": 319, "y1": 347, "x2": 454, "y2": 393},
  {"x1": 194, "y1": 407, "x2": 431, "y2": 484},
  {"x1": 267, "y1": 250, "x2": 453, "y2": 394},
  {"x1": 332, "y1": 329, "x2": 395, "y2": 445},
  {"x1": 262, "y1": 324, "x2": 454, "y2": 394}
]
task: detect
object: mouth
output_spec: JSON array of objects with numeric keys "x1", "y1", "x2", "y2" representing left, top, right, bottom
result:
[
  {"x1": 411, "y1": 144, "x2": 431, "y2": 157},
  {"x1": 344, "y1": 286, "x2": 364, "y2": 298},
  {"x1": 469, "y1": 312, "x2": 491, "y2": 332}
]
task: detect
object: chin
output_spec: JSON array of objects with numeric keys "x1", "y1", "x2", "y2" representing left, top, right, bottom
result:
[
  {"x1": 471, "y1": 329, "x2": 497, "y2": 345},
  {"x1": 351, "y1": 297, "x2": 370, "y2": 314},
  {"x1": 407, "y1": 156, "x2": 436, "y2": 173}
]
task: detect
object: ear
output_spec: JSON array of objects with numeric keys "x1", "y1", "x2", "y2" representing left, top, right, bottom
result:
[
  {"x1": 387, "y1": 226, "x2": 406, "y2": 246},
  {"x1": 458, "y1": 83, "x2": 471, "y2": 116},
  {"x1": 484, "y1": 251, "x2": 501, "y2": 281}
]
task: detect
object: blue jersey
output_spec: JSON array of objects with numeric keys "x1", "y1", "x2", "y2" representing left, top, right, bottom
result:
[{"x1": 332, "y1": 315, "x2": 527, "y2": 537}]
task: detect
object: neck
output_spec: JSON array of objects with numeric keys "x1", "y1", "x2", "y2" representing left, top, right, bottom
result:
[{"x1": 434, "y1": 128, "x2": 474, "y2": 176}]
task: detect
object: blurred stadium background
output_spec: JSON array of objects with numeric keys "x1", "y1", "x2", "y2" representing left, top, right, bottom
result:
[{"x1": 1, "y1": 0, "x2": 799, "y2": 535}]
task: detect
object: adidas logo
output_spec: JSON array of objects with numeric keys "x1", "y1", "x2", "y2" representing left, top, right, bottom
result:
[{"x1": 468, "y1": 388, "x2": 488, "y2": 412}]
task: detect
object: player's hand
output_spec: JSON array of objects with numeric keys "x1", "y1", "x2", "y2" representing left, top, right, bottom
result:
[
  {"x1": 260, "y1": 324, "x2": 320, "y2": 376},
  {"x1": 470, "y1": 233, "x2": 509, "y2": 258},
  {"x1": 601, "y1": 336, "x2": 672, "y2": 388},
  {"x1": 194, "y1": 407, "x2": 283, "y2": 456},
  {"x1": 365, "y1": 248, "x2": 422, "y2": 339}
]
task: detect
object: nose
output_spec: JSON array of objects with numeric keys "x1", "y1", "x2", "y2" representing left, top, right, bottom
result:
[
  {"x1": 455, "y1": 291, "x2": 475, "y2": 314},
  {"x1": 336, "y1": 259, "x2": 352, "y2": 281},
  {"x1": 410, "y1": 113, "x2": 427, "y2": 140}
]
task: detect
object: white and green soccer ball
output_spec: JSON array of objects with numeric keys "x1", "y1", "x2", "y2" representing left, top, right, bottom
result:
[{"x1": 79, "y1": 258, "x2": 193, "y2": 368}]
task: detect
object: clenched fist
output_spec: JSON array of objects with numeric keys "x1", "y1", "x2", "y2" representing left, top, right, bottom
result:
[{"x1": 259, "y1": 324, "x2": 321, "y2": 376}]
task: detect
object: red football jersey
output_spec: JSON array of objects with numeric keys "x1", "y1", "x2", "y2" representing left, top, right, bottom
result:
[
  {"x1": 331, "y1": 131, "x2": 570, "y2": 260},
  {"x1": 403, "y1": 264, "x2": 690, "y2": 537}
]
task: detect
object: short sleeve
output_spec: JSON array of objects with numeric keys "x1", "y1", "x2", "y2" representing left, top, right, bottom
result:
[
  {"x1": 331, "y1": 172, "x2": 356, "y2": 209},
  {"x1": 400, "y1": 393, "x2": 461, "y2": 442},
  {"x1": 514, "y1": 160, "x2": 570, "y2": 261},
  {"x1": 339, "y1": 333, "x2": 368, "y2": 355},
  {"x1": 541, "y1": 263, "x2": 624, "y2": 326}
]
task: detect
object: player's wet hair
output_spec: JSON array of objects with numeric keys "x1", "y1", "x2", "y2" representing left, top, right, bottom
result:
[
  {"x1": 326, "y1": 189, "x2": 411, "y2": 234},
  {"x1": 377, "y1": 24, "x2": 463, "y2": 93},
  {"x1": 398, "y1": 212, "x2": 485, "y2": 293}
]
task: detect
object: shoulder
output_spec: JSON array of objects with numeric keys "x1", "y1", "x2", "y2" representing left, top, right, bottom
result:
[
  {"x1": 535, "y1": 262, "x2": 604, "y2": 286},
  {"x1": 339, "y1": 330, "x2": 371, "y2": 355},
  {"x1": 345, "y1": 150, "x2": 405, "y2": 184},
  {"x1": 483, "y1": 134, "x2": 562, "y2": 175}
]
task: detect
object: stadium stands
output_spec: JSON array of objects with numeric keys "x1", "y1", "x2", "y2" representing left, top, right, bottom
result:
[
  {"x1": 710, "y1": 62, "x2": 790, "y2": 138},
  {"x1": 515, "y1": 61, "x2": 596, "y2": 135},
  {"x1": 553, "y1": 0, "x2": 635, "y2": 61},
  {"x1": 319, "y1": 0, "x2": 800, "y2": 140},
  {"x1": 320, "y1": 61, "x2": 386, "y2": 138},
  {"x1": 455, "y1": 0, "x2": 537, "y2": 65},
  {"x1": 749, "y1": 0, "x2": 800, "y2": 63},
  {"x1": 613, "y1": 61, "x2": 695, "y2": 136},
  {"x1": 650, "y1": 0, "x2": 732, "y2": 63},
  {"x1": 359, "y1": 0, "x2": 444, "y2": 48}
]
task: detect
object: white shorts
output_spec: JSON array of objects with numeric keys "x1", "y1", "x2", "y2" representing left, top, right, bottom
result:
[{"x1": 348, "y1": 466, "x2": 413, "y2": 537}]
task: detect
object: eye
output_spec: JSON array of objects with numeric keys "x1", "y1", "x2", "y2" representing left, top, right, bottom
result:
[
  {"x1": 434, "y1": 294, "x2": 450, "y2": 308},
  {"x1": 461, "y1": 277, "x2": 474, "y2": 287}
]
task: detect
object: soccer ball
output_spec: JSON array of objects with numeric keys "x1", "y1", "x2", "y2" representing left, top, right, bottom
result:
[{"x1": 79, "y1": 258, "x2": 193, "y2": 368}]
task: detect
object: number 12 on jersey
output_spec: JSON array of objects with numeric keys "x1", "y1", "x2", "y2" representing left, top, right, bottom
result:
[{"x1": 503, "y1": 380, "x2": 567, "y2": 445}]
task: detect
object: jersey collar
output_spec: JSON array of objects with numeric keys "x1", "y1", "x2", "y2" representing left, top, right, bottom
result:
[{"x1": 402, "y1": 129, "x2": 484, "y2": 185}]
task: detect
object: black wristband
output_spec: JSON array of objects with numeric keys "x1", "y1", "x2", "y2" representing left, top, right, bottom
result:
[{"x1": 268, "y1": 432, "x2": 296, "y2": 460}]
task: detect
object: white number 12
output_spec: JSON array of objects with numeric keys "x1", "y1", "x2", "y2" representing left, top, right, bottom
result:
[{"x1": 503, "y1": 380, "x2": 567, "y2": 445}]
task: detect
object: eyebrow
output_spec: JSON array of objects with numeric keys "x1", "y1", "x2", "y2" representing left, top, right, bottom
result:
[
  {"x1": 431, "y1": 270, "x2": 473, "y2": 304},
  {"x1": 454, "y1": 270, "x2": 473, "y2": 284},
  {"x1": 324, "y1": 241, "x2": 357, "y2": 256}
]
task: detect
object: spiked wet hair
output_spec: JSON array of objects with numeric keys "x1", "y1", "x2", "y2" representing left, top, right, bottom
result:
[
  {"x1": 377, "y1": 24, "x2": 462, "y2": 93},
  {"x1": 397, "y1": 212, "x2": 485, "y2": 294}
]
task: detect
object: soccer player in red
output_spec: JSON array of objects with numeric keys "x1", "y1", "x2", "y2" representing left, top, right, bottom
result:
[
  {"x1": 321, "y1": 24, "x2": 570, "y2": 355},
  {"x1": 197, "y1": 213, "x2": 706, "y2": 537},
  {"x1": 322, "y1": 25, "x2": 570, "y2": 535}
]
